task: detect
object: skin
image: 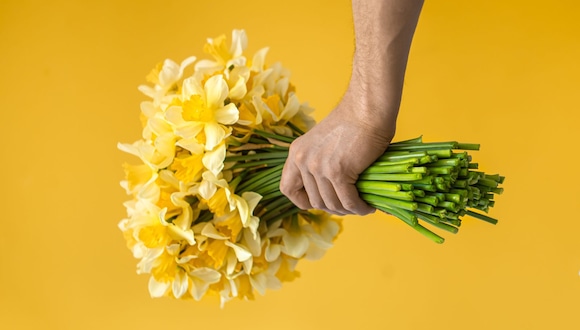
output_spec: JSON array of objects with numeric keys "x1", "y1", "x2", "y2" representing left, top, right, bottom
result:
[{"x1": 280, "y1": 0, "x2": 425, "y2": 215}]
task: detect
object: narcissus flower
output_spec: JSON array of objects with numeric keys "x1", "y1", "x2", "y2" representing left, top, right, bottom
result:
[{"x1": 119, "y1": 29, "x2": 342, "y2": 305}]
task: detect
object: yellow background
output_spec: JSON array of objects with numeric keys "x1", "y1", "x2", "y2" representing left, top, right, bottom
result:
[{"x1": 1, "y1": 0, "x2": 579, "y2": 329}]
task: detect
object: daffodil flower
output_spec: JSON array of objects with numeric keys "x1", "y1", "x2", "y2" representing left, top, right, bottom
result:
[
  {"x1": 119, "y1": 29, "x2": 343, "y2": 304},
  {"x1": 183, "y1": 74, "x2": 239, "y2": 150},
  {"x1": 188, "y1": 268, "x2": 222, "y2": 301},
  {"x1": 139, "y1": 56, "x2": 196, "y2": 107},
  {"x1": 195, "y1": 29, "x2": 248, "y2": 72}
]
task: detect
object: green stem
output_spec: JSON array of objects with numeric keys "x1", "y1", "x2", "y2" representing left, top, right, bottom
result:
[
  {"x1": 360, "y1": 193, "x2": 418, "y2": 211},
  {"x1": 357, "y1": 188, "x2": 414, "y2": 201},
  {"x1": 355, "y1": 181, "x2": 401, "y2": 192},
  {"x1": 378, "y1": 151, "x2": 427, "y2": 162},
  {"x1": 391, "y1": 136, "x2": 423, "y2": 144},
  {"x1": 230, "y1": 158, "x2": 286, "y2": 169},
  {"x1": 386, "y1": 142, "x2": 457, "y2": 152},
  {"x1": 236, "y1": 164, "x2": 283, "y2": 193},
  {"x1": 262, "y1": 201, "x2": 295, "y2": 222},
  {"x1": 425, "y1": 166, "x2": 455, "y2": 175},
  {"x1": 465, "y1": 210, "x2": 498, "y2": 225},
  {"x1": 425, "y1": 158, "x2": 460, "y2": 167},
  {"x1": 416, "y1": 212, "x2": 459, "y2": 234},
  {"x1": 253, "y1": 129, "x2": 296, "y2": 143},
  {"x1": 358, "y1": 173, "x2": 423, "y2": 182},
  {"x1": 426, "y1": 149, "x2": 453, "y2": 158},
  {"x1": 414, "y1": 195, "x2": 439, "y2": 207},
  {"x1": 412, "y1": 224, "x2": 445, "y2": 244},
  {"x1": 286, "y1": 121, "x2": 305, "y2": 135},
  {"x1": 265, "y1": 206, "x2": 301, "y2": 225},
  {"x1": 411, "y1": 183, "x2": 436, "y2": 192},
  {"x1": 260, "y1": 190, "x2": 284, "y2": 202},
  {"x1": 456, "y1": 143, "x2": 480, "y2": 150},
  {"x1": 225, "y1": 151, "x2": 288, "y2": 162},
  {"x1": 362, "y1": 164, "x2": 412, "y2": 174},
  {"x1": 372, "y1": 203, "x2": 418, "y2": 226},
  {"x1": 253, "y1": 180, "x2": 281, "y2": 196},
  {"x1": 370, "y1": 158, "x2": 420, "y2": 167},
  {"x1": 412, "y1": 189, "x2": 425, "y2": 197}
]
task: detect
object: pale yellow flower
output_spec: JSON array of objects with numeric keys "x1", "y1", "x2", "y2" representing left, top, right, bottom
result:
[
  {"x1": 118, "y1": 29, "x2": 339, "y2": 304},
  {"x1": 300, "y1": 212, "x2": 342, "y2": 261},
  {"x1": 117, "y1": 133, "x2": 176, "y2": 170},
  {"x1": 262, "y1": 219, "x2": 286, "y2": 262},
  {"x1": 188, "y1": 268, "x2": 222, "y2": 301},
  {"x1": 199, "y1": 169, "x2": 231, "y2": 203},
  {"x1": 147, "y1": 244, "x2": 189, "y2": 298},
  {"x1": 195, "y1": 29, "x2": 248, "y2": 72},
  {"x1": 139, "y1": 56, "x2": 196, "y2": 107},
  {"x1": 165, "y1": 74, "x2": 238, "y2": 152},
  {"x1": 120, "y1": 163, "x2": 155, "y2": 197}
]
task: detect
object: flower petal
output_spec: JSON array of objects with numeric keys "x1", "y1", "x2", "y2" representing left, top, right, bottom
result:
[
  {"x1": 190, "y1": 268, "x2": 222, "y2": 300},
  {"x1": 158, "y1": 59, "x2": 180, "y2": 87},
  {"x1": 201, "y1": 222, "x2": 227, "y2": 240},
  {"x1": 228, "y1": 76, "x2": 247, "y2": 100},
  {"x1": 204, "y1": 122, "x2": 226, "y2": 151},
  {"x1": 179, "y1": 56, "x2": 197, "y2": 76},
  {"x1": 148, "y1": 276, "x2": 170, "y2": 298},
  {"x1": 224, "y1": 241, "x2": 252, "y2": 262},
  {"x1": 204, "y1": 75, "x2": 228, "y2": 109},
  {"x1": 214, "y1": 103, "x2": 239, "y2": 125},
  {"x1": 281, "y1": 232, "x2": 310, "y2": 258},
  {"x1": 172, "y1": 271, "x2": 189, "y2": 299},
  {"x1": 202, "y1": 141, "x2": 226, "y2": 176},
  {"x1": 251, "y1": 47, "x2": 269, "y2": 72},
  {"x1": 182, "y1": 76, "x2": 204, "y2": 99},
  {"x1": 265, "y1": 240, "x2": 281, "y2": 262},
  {"x1": 230, "y1": 29, "x2": 248, "y2": 57}
]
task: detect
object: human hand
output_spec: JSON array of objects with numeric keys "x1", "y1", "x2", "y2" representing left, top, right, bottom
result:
[{"x1": 280, "y1": 86, "x2": 397, "y2": 216}]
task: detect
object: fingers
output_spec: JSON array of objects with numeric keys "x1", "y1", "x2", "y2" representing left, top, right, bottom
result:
[
  {"x1": 333, "y1": 180, "x2": 376, "y2": 215},
  {"x1": 280, "y1": 161, "x2": 312, "y2": 210},
  {"x1": 303, "y1": 175, "x2": 348, "y2": 216},
  {"x1": 281, "y1": 159, "x2": 371, "y2": 215}
]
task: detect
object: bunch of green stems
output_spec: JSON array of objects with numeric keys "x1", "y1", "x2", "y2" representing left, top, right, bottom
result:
[{"x1": 224, "y1": 128, "x2": 504, "y2": 244}]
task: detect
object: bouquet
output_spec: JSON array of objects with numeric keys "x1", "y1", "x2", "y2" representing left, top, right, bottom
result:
[{"x1": 118, "y1": 29, "x2": 504, "y2": 304}]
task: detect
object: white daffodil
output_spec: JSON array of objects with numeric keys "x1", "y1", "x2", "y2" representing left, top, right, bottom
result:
[
  {"x1": 195, "y1": 29, "x2": 248, "y2": 72},
  {"x1": 139, "y1": 56, "x2": 196, "y2": 107},
  {"x1": 234, "y1": 192, "x2": 261, "y2": 235},
  {"x1": 188, "y1": 268, "x2": 222, "y2": 301}
]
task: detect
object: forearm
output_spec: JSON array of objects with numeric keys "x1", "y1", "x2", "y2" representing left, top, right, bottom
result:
[{"x1": 349, "y1": 0, "x2": 424, "y2": 138}]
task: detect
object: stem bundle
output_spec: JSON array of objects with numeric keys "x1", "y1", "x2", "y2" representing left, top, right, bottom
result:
[{"x1": 228, "y1": 131, "x2": 504, "y2": 244}]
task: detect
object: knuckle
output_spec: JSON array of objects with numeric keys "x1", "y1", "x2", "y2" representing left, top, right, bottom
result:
[
  {"x1": 279, "y1": 184, "x2": 289, "y2": 196},
  {"x1": 308, "y1": 161, "x2": 322, "y2": 173},
  {"x1": 342, "y1": 200, "x2": 361, "y2": 213},
  {"x1": 310, "y1": 200, "x2": 325, "y2": 211},
  {"x1": 326, "y1": 166, "x2": 342, "y2": 178}
]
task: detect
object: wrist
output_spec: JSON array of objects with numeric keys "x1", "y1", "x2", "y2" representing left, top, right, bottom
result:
[
  {"x1": 334, "y1": 82, "x2": 397, "y2": 143},
  {"x1": 340, "y1": 70, "x2": 398, "y2": 139}
]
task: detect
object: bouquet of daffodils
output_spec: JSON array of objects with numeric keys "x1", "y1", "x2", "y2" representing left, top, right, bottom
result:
[{"x1": 119, "y1": 30, "x2": 504, "y2": 304}]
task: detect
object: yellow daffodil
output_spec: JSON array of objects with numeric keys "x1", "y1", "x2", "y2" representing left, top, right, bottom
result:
[
  {"x1": 183, "y1": 74, "x2": 239, "y2": 150},
  {"x1": 188, "y1": 268, "x2": 222, "y2": 301},
  {"x1": 299, "y1": 212, "x2": 342, "y2": 261},
  {"x1": 147, "y1": 244, "x2": 190, "y2": 298},
  {"x1": 119, "y1": 29, "x2": 337, "y2": 304},
  {"x1": 275, "y1": 256, "x2": 301, "y2": 283},
  {"x1": 120, "y1": 163, "x2": 154, "y2": 197},
  {"x1": 139, "y1": 56, "x2": 196, "y2": 107},
  {"x1": 195, "y1": 29, "x2": 248, "y2": 73}
]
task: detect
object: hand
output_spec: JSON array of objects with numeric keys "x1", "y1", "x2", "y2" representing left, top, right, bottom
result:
[
  {"x1": 279, "y1": 0, "x2": 422, "y2": 215},
  {"x1": 280, "y1": 86, "x2": 396, "y2": 216}
]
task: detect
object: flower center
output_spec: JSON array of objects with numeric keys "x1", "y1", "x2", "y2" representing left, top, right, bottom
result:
[{"x1": 183, "y1": 95, "x2": 214, "y2": 122}]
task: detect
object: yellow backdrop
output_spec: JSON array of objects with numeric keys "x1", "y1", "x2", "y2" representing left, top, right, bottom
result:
[{"x1": 1, "y1": 0, "x2": 579, "y2": 329}]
